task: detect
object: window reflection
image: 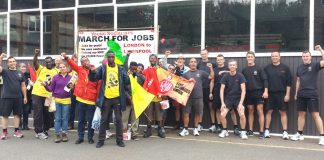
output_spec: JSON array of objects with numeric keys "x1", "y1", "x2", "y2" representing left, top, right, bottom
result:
[
  {"x1": 43, "y1": 11, "x2": 74, "y2": 55},
  {"x1": 43, "y1": 0, "x2": 74, "y2": 9},
  {"x1": 78, "y1": 7, "x2": 114, "y2": 30},
  {"x1": 205, "y1": 0, "x2": 250, "y2": 52},
  {"x1": 118, "y1": 5, "x2": 154, "y2": 28},
  {"x1": 0, "y1": 15, "x2": 6, "y2": 53},
  {"x1": 159, "y1": 1, "x2": 201, "y2": 54},
  {"x1": 11, "y1": 0, "x2": 38, "y2": 10},
  {"x1": 79, "y1": 0, "x2": 112, "y2": 5},
  {"x1": 255, "y1": 0, "x2": 309, "y2": 52},
  {"x1": 10, "y1": 12, "x2": 40, "y2": 57}
]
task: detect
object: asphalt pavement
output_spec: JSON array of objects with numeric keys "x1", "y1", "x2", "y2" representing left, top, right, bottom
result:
[{"x1": 0, "y1": 125, "x2": 324, "y2": 160}]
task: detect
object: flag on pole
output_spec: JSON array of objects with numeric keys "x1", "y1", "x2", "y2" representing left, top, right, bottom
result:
[
  {"x1": 28, "y1": 63, "x2": 37, "y2": 82},
  {"x1": 106, "y1": 40, "x2": 126, "y2": 65},
  {"x1": 130, "y1": 75, "x2": 155, "y2": 119}
]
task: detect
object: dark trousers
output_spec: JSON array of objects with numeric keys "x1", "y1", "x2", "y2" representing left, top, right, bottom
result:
[
  {"x1": 69, "y1": 95, "x2": 77, "y2": 127},
  {"x1": 77, "y1": 101, "x2": 96, "y2": 140},
  {"x1": 32, "y1": 95, "x2": 52, "y2": 133},
  {"x1": 21, "y1": 103, "x2": 32, "y2": 128},
  {"x1": 98, "y1": 97, "x2": 123, "y2": 143}
]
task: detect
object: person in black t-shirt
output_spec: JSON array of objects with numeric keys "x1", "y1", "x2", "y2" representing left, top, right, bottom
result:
[
  {"x1": 263, "y1": 51, "x2": 292, "y2": 140},
  {"x1": 19, "y1": 63, "x2": 33, "y2": 131},
  {"x1": 0, "y1": 54, "x2": 27, "y2": 140},
  {"x1": 291, "y1": 46, "x2": 324, "y2": 145},
  {"x1": 197, "y1": 49, "x2": 216, "y2": 132},
  {"x1": 210, "y1": 54, "x2": 239, "y2": 135},
  {"x1": 218, "y1": 59, "x2": 248, "y2": 140},
  {"x1": 242, "y1": 51, "x2": 268, "y2": 138}
]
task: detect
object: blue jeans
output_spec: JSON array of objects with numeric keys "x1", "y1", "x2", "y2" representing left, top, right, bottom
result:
[
  {"x1": 54, "y1": 103, "x2": 70, "y2": 134},
  {"x1": 77, "y1": 101, "x2": 95, "y2": 140}
]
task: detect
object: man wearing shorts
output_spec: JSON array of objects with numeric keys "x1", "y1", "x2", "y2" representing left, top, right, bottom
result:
[
  {"x1": 291, "y1": 46, "x2": 324, "y2": 145},
  {"x1": 197, "y1": 49, "x2": 216, "y2": 132},
  {"x1": 179, "y1": 58, "x2": 214, "y2": 136},
  {"x1": 210, "y1": 54, "x2": 240, "y2": 135},
  {"x1": 242, "y1": 51, "x2": 268, "y2": 138},
  {"x1": 0, "y1": 54, "x2": 27, "y2": 139},
  {"x1": 264, "y1": 51, "x2": 292, "y2": 139},
  {"x1": 218, "y1": 59, "x2": 248, "y2": 140}
]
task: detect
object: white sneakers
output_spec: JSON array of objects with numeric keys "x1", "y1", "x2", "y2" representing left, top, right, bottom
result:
[
  {"x1": 282, "y1": 131, "x2": 289, "y2": 140},
  {"x1": 218, "y1": 130, "x2": 229, "y2": 138},
  {"x1": 264, "y1": 129, "x2": 270, "y2": 138},
  {"x1": 197, "y1": 124, "x2": 203, "y2": 132},
  {"x1": 106, "y1": 130, "x2": 113, "y2": 139},
  {"x1": 193, "y1": 128, "x2": 199, "y2": 136},
  {"x1": 209, "y1": 125, "x2": 216, "y2": 133},
  {"x1": 291, "y1": 132, "x2": 304, "y2": 141},
  {"x1": 319, "y1": 136, "x2": 324, "y2": 145},
  {"x1": 179, "y1": 128, "x2": 199, "y2": 136},
  {"x1": 179, "y1": 128, "x2": 189, "y2": 137},
  {"x1": 240, "y1": 131, "x2": 248, "y2": 140}
]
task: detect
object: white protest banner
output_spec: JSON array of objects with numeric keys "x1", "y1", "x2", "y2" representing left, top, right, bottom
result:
[{"x1": 78, "y1": 30, "x2": 156, "y2": 67}]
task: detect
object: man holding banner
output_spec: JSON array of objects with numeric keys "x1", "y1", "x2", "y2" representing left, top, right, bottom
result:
[
  {"x1": 179, "y1": 58, "x2": 214, "y2": 136},
  {"x1": 142, "y1": 54, "x2": 165, "y2": 138}
]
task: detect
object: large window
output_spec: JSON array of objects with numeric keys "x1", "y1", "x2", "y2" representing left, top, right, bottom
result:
[
  {"x1": 11, "y1": 0, "x2": 39, "y2": 10},
  {"x1": 43, "y1": 0, "x2": 75, "y2": 9},
  {"x1": 10, "y1": 12, "x2": 40, "y2": 57},
  {"x1": 0, "y1": 15, "x2": 6, "y2": 53},
  {"x1": 205, "y1": 0, "x2": 250, "y2": 52},
  {"x1": 78, "y1": 7, "x2": 114, "y2": 30},
  {"x1": 0, "y1": 0, "x2": 8, "y2": 12},
  {"x1": 159, "y1": 1, "x2": 201, "y2": 54},
  {"x1": 79, "y1": 0, "x2": 112, "y2": 5},
  {"x1": 255, "y1": 0, "x2": 309, "y2": 52},
  {"x1": 118, "y1": 5, "x2": 154, "y2": 28},
  {"x1": 43, "y1": 11, "x2": 74, "y2": 55},
  {"x1": 315, "y1": 0, "x2": 324, "y2": 47}
]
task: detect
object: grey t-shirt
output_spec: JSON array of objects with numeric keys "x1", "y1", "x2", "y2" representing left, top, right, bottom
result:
[
  {"x1": 183, "y1": 70, "x2": 209, "y2": 99},
  {"x1": 297, "y1": 62, "x2": 323, "y2": 98},
  {"x1": 0, "y1": 69, "x2": 25, "y2": 99}
]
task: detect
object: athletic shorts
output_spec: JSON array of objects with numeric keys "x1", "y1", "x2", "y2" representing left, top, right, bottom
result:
[
  {"x1": 266, "y1": 92, "x2": 287, "y2": 111},
  {"x1": 245, "y1": 90, "x2": 264, "y2": 106},
  {"x1": 212, "y1": 88, "x2": 221, "y2": 110},
  {"x1": 0, "y1": 98, "x2": 23, "y2": 117},
  {"x1": 297, "y1": 98, "x2": 319, "y2": 113},
  {"x1": 224, "y1": 97, "x2": 240, "y2": 110},
  {"x1": 184, "y1": 98, "x2": 203, "y2": 114}
]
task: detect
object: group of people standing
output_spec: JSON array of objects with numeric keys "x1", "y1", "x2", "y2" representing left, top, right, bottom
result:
[{"x1": 0, "y1": 45, "x2": 324, "y2": 148}]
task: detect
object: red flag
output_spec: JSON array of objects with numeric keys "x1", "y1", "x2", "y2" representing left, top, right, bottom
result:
[
  {"x1": 142, "y1": 67, "x2": 160, "y2": 96},
  {"x1": 28, "y1": 63, "x2": 37, "y2": 82}
]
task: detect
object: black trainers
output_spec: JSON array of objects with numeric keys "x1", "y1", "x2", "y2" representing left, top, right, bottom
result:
[
  {"x1": 75, "y1": 139, "x2": 84, "y2": 144},
  {"x1": 215, "y1": 125, "x2": 222, "y2": 134},
  {"x1": 247, "y1": 130, "x2": 254, "y2": 136},
  {"x1": 117, "y1": 141, "x2": 125, "y2": 147},
  {"x1": 158, "y1": 127, "x2": 166, "y2": 138},
  {"x1": 143, "y1": 128, "x2": 152, "y2": 138},
  {"x1": 88, "y1": 139, "x2": 94, "y2": 144},
  {"x1": 259, "y1": 132, "x2": 265, "y2": 139},
  {"x1": 96, "y1": 140, "x2": 104, "y2": 148},
  {"x1": 234, "y1": 127, "x2": 240, "y2": 136}
]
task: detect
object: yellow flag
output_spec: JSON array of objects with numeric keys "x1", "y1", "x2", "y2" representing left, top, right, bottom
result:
[{"x1": 130, "y1": 75, "x2": 155, "y2": 119}]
